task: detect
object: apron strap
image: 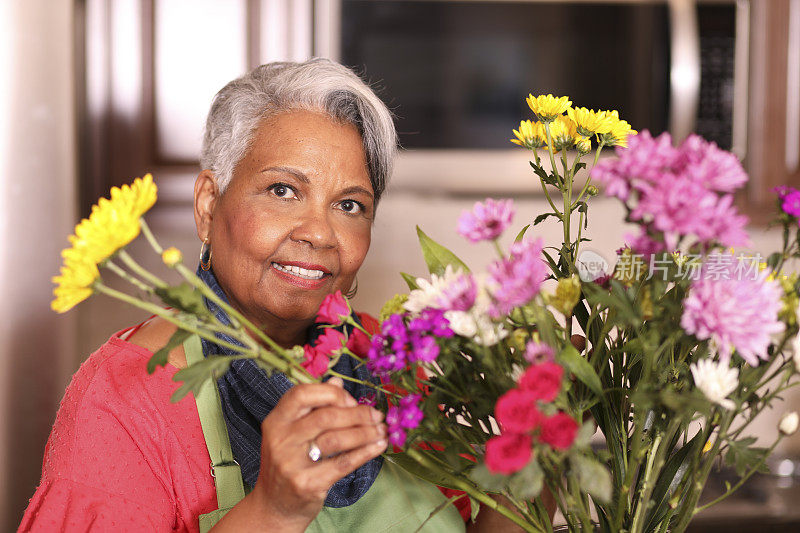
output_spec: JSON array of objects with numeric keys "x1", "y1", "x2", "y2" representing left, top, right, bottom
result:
[{"x1": 184, "y1": 334, "x2": 246, "y2": 513}]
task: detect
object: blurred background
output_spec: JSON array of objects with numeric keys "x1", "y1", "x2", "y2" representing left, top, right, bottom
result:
[{"x1": 2, "y1": 0, "x2": 799, "y2": 530}]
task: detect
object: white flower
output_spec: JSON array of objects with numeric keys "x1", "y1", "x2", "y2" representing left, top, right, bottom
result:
[
  {"x1": 444, "y1": 310, "x2": 478, "y2": 337},
  {"x1": 791, "y1": 334, "x2": 800, "y2": 373},
  {"x1": 404, "y1": 265, "x2": 463, "y2": 314},
  {"x1": 780, "y1": 411, "x2": 799, "y2": 435},
  {"x1": 690, "y1": 358, "x2": 739, "y2": 410}
]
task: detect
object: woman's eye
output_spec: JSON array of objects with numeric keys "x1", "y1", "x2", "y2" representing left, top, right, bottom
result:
[
  {"x1": 339, "y1": 199, "x2": 364, "y2": 214},
  {"x1": 269, "y1": 183, "x2": 297, "y2": 199}
]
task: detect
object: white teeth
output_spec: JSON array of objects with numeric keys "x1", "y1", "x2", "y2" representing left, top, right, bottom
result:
[{"x1": 272, "y1": 262, "x2": 325, "y2": 280}]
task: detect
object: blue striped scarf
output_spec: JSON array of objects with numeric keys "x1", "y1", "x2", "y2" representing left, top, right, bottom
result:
[{"x1": 196, "y1": 265, "x2": 382, "y2": 507}]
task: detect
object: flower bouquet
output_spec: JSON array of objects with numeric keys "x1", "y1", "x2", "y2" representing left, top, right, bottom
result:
[{"x1": 52, "y1": 94, "x2": 800, "y2": 532}]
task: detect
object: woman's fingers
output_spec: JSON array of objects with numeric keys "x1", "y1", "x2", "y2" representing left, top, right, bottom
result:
[
  {"x1": 305, "y1": 439, "x2": 388, "y2": 492},
  {"x1": 270, "y1": 381, "x2": 357, "y2": 423},
  {"x1": 292, "y1": 404, "x2": 383, "y2": 442},
  {"x1": 314, "y1": 423, "x2": 387, "y2": 457}
]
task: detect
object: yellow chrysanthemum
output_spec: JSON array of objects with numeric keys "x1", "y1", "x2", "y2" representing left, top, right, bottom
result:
[
  {"x1": 51, "y1": 250, "x2": 99, "y2": 313},
  {"x1": 545, "y1": 115, "x2": 577, "y2": 152},
  {"x1": 526, "y1": 94, "x2": 572, "y2": 122},
  {"x1": 511, "y1": 120, "x2": 547, "y2": 149},
  {"x1": 68, "y1": 174, "x2": 158, "y2": 265},
  {"x1": 567, "y1": 107, "x2": 615, "y2": 137},
  {"x1": 600, "y1": 111, "x2": 638, "y2": 148}
]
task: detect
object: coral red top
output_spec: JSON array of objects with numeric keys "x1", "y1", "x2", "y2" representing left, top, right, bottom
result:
[{"x1": 20, "y1": 319, "x2": 470, "y2": 532}]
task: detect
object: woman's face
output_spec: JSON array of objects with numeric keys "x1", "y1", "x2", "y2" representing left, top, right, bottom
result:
[{"x1": 194, "y1": 110, "x2": 374, "y2": 330}]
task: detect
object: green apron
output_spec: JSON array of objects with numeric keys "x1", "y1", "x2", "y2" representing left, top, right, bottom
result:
[{"x1": 184, "y1": 335, "x2": 466, "y2": 532}]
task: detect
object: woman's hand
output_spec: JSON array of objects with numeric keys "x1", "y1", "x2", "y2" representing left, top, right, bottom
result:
[{"x1": 212, "y1": 377, "x2": 387, "y2": 532}]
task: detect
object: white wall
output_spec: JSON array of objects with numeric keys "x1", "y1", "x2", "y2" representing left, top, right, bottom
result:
[{"x1": 0, "y1": 1, "x2": 78, "y2": 529}]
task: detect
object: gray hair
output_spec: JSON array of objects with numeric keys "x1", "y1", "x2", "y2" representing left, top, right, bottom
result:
[{"x1": 200, "y1": 58, "x2": 397, "y2": 203}]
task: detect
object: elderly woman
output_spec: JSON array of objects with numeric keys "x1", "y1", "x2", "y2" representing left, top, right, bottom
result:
[{"x1": 20, "y1": 59, "x2": 532, "y2": 532}]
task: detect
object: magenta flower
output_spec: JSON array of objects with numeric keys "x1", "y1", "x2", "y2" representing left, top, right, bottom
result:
[
  {"x1": 781, "y1": 190, "x2": 800, "y2": 218},
  {"x1": 681, "y1": 254, "x2": 785, "y2": 366},
  {"x1": 315, "y1": 290, "x2": 350, "y2": 325},
  {"x1": 457, "y1": 198, "x2": 515, "y2": 243},
  {"x1": 488, "y1": 238, "x2": 548, "y2": 317}
]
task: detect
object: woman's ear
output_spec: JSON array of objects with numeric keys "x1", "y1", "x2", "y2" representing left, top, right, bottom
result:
[{"x1": 194, "y1": 170, "x2": 219, "y2": 241}]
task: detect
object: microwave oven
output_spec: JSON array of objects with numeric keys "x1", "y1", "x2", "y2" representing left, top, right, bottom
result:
[{"x1": 309, "y1": 0, "x2": 748, "y2": 194}]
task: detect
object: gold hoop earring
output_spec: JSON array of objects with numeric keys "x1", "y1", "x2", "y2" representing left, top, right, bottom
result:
[
  {"x1": 200, "y1": 239, "x2": 212, "y2": 271},
  {"x1": 345, "y1": 277, "x2": 358, "y2": 299}
]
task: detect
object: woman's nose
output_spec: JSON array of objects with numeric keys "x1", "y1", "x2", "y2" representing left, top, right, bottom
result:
[{"x1": 289, "y1": 206, "x2": 337, "y2": 249}]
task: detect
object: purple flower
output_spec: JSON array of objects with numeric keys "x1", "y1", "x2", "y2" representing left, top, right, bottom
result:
[
  {"x1": 366, "y1": 314, "x2": 412, "y2": 379},
  {"x1": 524, "y1": 341, "x2": 555, "y2": 364},
  {"x1": 437, "y1": 272, "x2": 477, "y2": 311},
  {"x1": 398, "y1": 395, "x2": 424, "y2": 429},
  {"x1": 409, "y1": 308, "x2": 454, "y2": 338},
  {"x1": 681, "y1": 254, "x2": 785, "y2": 366},
  {"x1": 410, "y1": 334, "x2": 440, "y2": 362},
  {"x1": 385, "y1": 395, "x2": 424, "y2": 447},
  {"x1": 457, "y1": 198, "x2": 515, "y2": 243},
  {"x1": 488, "y1": 238, "x2": 548, "y2": 317}
]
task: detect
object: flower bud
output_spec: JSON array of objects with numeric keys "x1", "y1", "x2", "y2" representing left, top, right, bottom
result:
[
  {"x1": 161, "y1": 247, "x2": 182, "y2": 267},
  {"x1": 549, "y1": 275, "x2": 581, "y2": 316},
  {"x1": 586, "y1": 185, "x2": 599, "y2": 197},
  {"x1": 780, "y1": 411, "x2": 799, "y2": 435}
]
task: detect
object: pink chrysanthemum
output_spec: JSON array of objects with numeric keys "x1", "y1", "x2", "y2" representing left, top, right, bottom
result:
[
  {"x1": 437, "y1": 272, "x2": 477, "y2": 311},
  {"x1": 488, "y1": 238, "x2": 548, "y2": 317},
  {"x1": 457, "y1": 198, "x2": 515, "y2": 243},
  {"x1": 592, "y1": 130, "x2": 750, "y2": 251},
  {"x1": 677, "y1": 134, "x2": 748, "y2": 193},
  {"x1": 681, "y1": 255, "x2": 785, "y2": 366}
]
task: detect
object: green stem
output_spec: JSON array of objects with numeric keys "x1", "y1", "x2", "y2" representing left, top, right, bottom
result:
[
  {"x1": 94, "y1": 282, "x2": 313, "y2": 384},
  {"x1": 694, "y1": 438, "x2": 783, "y2": 513},
  {"x1": 326, "y1": 370, "x2": 393, "y2": 395},
  {"x1": 493, "y1": 239, "x2": 505, "y2": 259},
  {"x1": 139, "y1": 217, "x2": 163, "y2": 254},
  {"x1": 403, "y1": 447, "x2": 542, "y2": 532},
  {"x1": 117, "y1": 249, "x2": 167, "y2": 289},
  {"x1": 104, "y1": 259, "x2": 153, "y2": 293}
]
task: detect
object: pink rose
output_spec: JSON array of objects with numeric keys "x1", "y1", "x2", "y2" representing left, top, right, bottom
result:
[
  {"x1": 316, "y1": 290, "x2": 350, "y2": 325},
  {"x1": 301, "y1": 345, "x2": 329, "y2": 378},
  {"x1": 494, "y1": 388, "x2": 543, "y2": 433},
  {"x1": 539, "y1": 412, "x2": 579, "y2": 451},
  {"x1": 518, "y1": 362, "x2": 564, "y2": 402},
  {"x1": 485, "y1": 433, "x2": 532, "y2": 475},
  {"x1": 346, "y1": 328, "x2": 372, "y2": 358},
  {"x1": 314, "y1": 328, "x2": 346, "y2": 356}
]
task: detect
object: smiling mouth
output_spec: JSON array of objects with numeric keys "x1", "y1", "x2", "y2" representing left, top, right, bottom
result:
[{"x1": 271, "y1": 262, "x2": 328, "y2": 280}]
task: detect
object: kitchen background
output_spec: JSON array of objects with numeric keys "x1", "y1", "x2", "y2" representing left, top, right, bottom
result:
[{"x1": 2, "y1": 0, "x2": 799, "y2": 530}]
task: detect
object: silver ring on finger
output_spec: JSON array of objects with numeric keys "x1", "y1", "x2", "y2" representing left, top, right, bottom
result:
[{"x1": 308, "y1": 440, "x2": 322, "y2": 462}]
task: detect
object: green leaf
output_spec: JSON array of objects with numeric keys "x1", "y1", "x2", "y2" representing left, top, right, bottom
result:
[
  {"x1": 469, "y1": 497, "x2": 481, "y2": 523},
  {"x1": 154, "y1": 282, "x2": 209, "y2": 316},
  {"x1": 416, "y1": 226, "x2": 470, "y2": 276},
  {"x1": 386, "y1": 453, "x2": 463, "y2": 491},
  {"x1": 147, "y1": 329, "x2": 194, "y2": 374},
  {"x1": 401, "y1": 272, "x2": 420, "y2": 290},
  {"x1": 533, "y1": 212, "x2": 557, "y2": 226},
  {"x1": 515, "y1": 224, "x2": 531, "y2": 242},
  {"x1": 644, "y1": 432, "x2": 704, "y2": 531},
  {"x1": 572, "y1": 454, "x2": 612, "y2": 504},
  {"x1": 557, "y1": 345, "x2": 603, "y2": 397},
  {"x1": 574, "y1": 421, "x2": 596, "y2": 450},
  {"x1": 170, "y1": 355, "x2": 234, "y2": 402},
  {"x1": 725, "y1": 437, "x2": 770, "y2": 477},
  {"x1": 508, "y1": 460, "x2": 544, "y2": 500},
  {"x1": 468, "y1": 462, "x2": 507, "y2": 492}
]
